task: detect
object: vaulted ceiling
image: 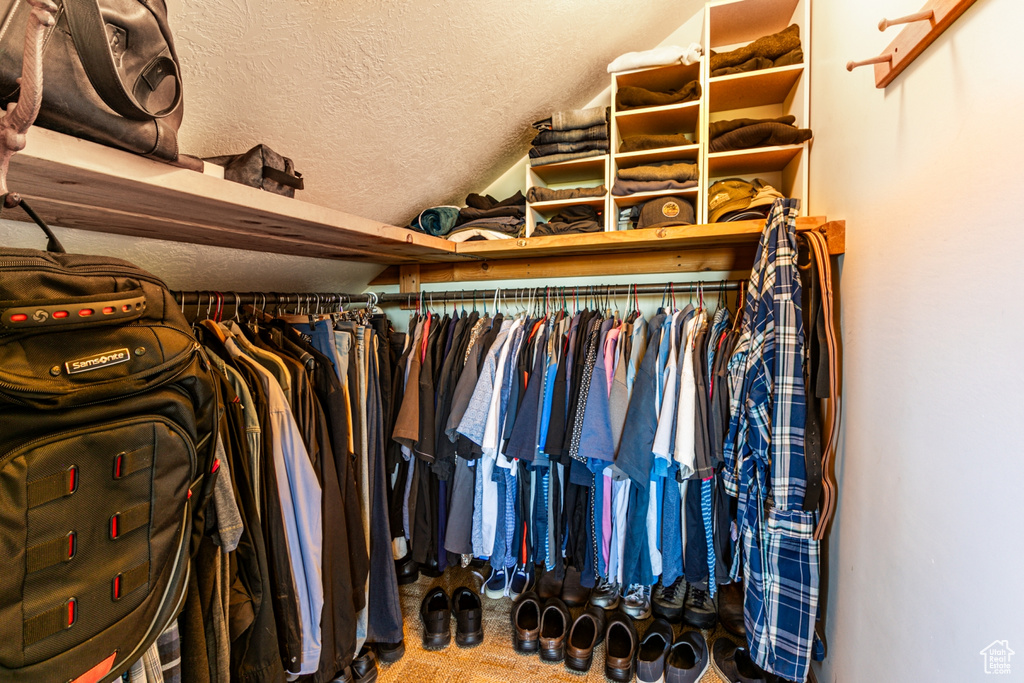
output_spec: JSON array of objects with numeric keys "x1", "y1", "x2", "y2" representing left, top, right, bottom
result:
[{"x1": 169, "y1": 0, "x2": 703, "y2": 228}]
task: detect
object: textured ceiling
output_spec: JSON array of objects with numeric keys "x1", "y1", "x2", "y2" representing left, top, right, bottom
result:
[{"x1": 168, "y1": 0, "x2": 703, "y2": 227}]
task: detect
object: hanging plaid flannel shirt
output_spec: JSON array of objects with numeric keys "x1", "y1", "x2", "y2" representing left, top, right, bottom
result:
[{"x1": 724, "y1": 199, "x2": 819, "y2": 683}]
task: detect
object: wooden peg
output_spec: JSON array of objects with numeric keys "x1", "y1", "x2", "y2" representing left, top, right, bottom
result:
[
  {"x1": 0, "y1": 0, "x2": 58, "y2": 195},
  {"x1": 879, "y1": 10, "x2": 934, "y2": 31},
  {"x1": 846, "y1": 54, "x2": 893, "y2": 72}
]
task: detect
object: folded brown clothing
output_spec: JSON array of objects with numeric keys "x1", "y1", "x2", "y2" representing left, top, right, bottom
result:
[
  {"x1": 710, "y1": 24, "x2": 801, "y2": 72},
  {"x1": 619, "y1": 132, "x2": 692, "y2": 153},
  {"x1": 710, "y1": 115, "x2": 797, "y2": 139},
  {"x1": 709, "y1": 122, "x2": 812, "y2": 152},
  {"x1": 529, "y1": 139, "x2": 609, "y2": 158},
  {"x1": 612, "y1": 178, "x2": 698, "y2": 196},
  {"x1": 526, "y1": 185, "x2": 607, "y2": 203},
  {"x1": 464, "y1": 191, "x2": 525, "y2": 210},
  {"x1": 710, "y1": 46, "x2": 803, "y2": 77},
  {"x1": 457, "y1": 191, "x2": 526, "y2": 225},
  {"x1": 711, "y1": 57, "x2": 773, "y2": 77},
  {"x1": 616, "y1": 80, "x2": 701, "y2": 110},
  {"x1": 617, "y1": 161, "x2": 698, "y2": 182},
  {"x1": 533, "y1": 205, "x2": 603, "y2": 236}
]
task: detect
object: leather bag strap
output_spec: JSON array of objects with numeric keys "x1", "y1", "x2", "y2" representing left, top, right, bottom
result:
[
  {"x1": 61, "y1": 0, "x2": 182, "y2": 120},
  {"x1": 262, "y1": 165, "x2": 304, "y2": 190}
]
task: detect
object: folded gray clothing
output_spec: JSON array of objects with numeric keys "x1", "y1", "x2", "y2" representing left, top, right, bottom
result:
[
  {"x1": 709, "y1": 122, "x2": 813, "y2": 152},
  {"x1": 616, "y1": 81, "x2": 701, "y2": 110},
  {"x1": 529, "y1": 149, "x2": 606, "y2": 166},
  {"x1": 532, "y1": 123, "x2": 607, "y2": 146},
  {"x1": 532, "y1": 106, "x2": 609, "y2": 131},
  {"x1": 710, "y1": 115, "x2": 797, "y2": 139},
  {"x1": 529, "y1": 139, "x2": 608, "y2": 159},
  {"x1": 611, "y1": 178, "x2": 698, "y2": 196},
  {"x1": 617, "y1": 161, "x2": 698, "y2": 182},
  {"x1": 619, "y1": 133, "x2": 692, "y2": 153},
  {"x1": 526, "y1": 185, "x2": 607, "y2": 203}
]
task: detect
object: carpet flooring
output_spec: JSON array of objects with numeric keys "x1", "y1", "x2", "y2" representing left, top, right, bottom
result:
[{"x1": 378, "y1": 566, "x2": 744, "y2": 682}]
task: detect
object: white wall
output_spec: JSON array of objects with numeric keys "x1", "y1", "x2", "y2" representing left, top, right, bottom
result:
[{"x1": 810, "y1": 0, "x2": 1024, "y2": 681}]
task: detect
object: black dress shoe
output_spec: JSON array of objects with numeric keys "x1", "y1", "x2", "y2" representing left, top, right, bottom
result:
[
  {"x1": 636, "y1": 618, "x2": 674, "y2": 683},
  {"x1": 565, "y1": 605, "x2": 607, "y2": 673},
  {"x1": 420, "y1": 555, "x2": 443, "y2": 578},
  {"x1": 419, "y1": 586, "x2": 451, "y2": 650},
  {"x1": 374, "y1": 640, "x2": 405, "y2": 664},
  {"x1": 605, "y1": 611, "x2": 639, "y2": 682},
  {"x1": 395, "y1": 553, "x2": 419, "y2": 586},
  {"x1": 452, "y1": 586, "x2": 484, "y2": 647},
  {"x1": 539, "y1": 597, "x2": 572, "y2": 663},
  {"x1": 352, "y1": 645, "x2": 378, "y2": 683},
  {"x1": 718, "y1": 581, "x2": 746, "y2": 638},
  {"x1": 511, "y1": 591, "x2": 542, "y2": 655}
]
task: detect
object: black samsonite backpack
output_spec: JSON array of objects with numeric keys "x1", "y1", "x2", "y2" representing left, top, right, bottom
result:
[{"x1": 0, "y1": 202, "x2": 219, "y2": 682}]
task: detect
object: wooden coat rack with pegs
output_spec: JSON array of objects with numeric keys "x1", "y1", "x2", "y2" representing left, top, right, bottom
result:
[{"x1": 846, "y1": 0, "x2": 978, "y2": 88}]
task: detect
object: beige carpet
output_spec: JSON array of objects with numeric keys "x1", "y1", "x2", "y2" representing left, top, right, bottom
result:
[{"x1": 378, "y1": 566, "x2": 743, "y2": 682}]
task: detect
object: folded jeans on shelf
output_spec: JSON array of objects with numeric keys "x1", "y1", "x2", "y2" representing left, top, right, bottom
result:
[
  {"x1": 529, "y1": 139, "x2": 609, "y2": 159},
  {"x1": 529, "y1": 149, "x2": 607, "y2": 167},
  {"x1": 526, "y1": 186, "x2": 607, "y2": 203},
  {"x1": 616, "y1": 161, "x2": 698, "y2": 182},
  {"x1": 411, "y1": 206, "x2": 461, "y2": 236},
  {"x1": 532, "y1": 124, "x2": 608, "y2": 146},
  {"x1": 532, "y1": 106, "x2": 609, "y2": 132},
  {"x1": 709, "y1": 23, "x2": 802, "y2": 72},
  {"x1": 611, "y1": 178, "x2": 698, "y2": 196},
  {"x1": 619, "y1": 133, "x2": 692, "y2": 153},
  {"x1": 616, "y1": 81, "x2": 701, "y2": 110}
]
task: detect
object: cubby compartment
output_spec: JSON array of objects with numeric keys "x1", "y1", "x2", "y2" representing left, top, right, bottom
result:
[{"x1": 525, "y1": 155, "x2": 609, "y2": 236}]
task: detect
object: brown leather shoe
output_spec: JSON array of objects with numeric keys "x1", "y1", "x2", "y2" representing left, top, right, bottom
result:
[
  {"x1": 718, "y1": 581, "x2": 746, "y2": 638},
  {"x1": 537, "y1": 566, "x2": 564, "y2": 601},
  {"x1": 539, "y1": 597, "x2": 572, "y2": 663},
  {"x1": 604, "y1": 610, "x2": 639, "y2": 682},
  {"x1": 565, "y1": 605, "x2": 607, "y2": 673},
  {"x1": 511, "y1": 591, "x2": 542, "y2": 655},
  {"x1": 560, "y1": 566, "x2": 591, "y2": 607}
]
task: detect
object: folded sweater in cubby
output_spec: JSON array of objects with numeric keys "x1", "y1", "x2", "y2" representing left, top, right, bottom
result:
[
  {"x1": 616, "y1": 81, "x2": 701, "y2": 110},
  {"x1": 709, "y1": 114, "x2": 812, "y2": 152},
  {"x1": 611, "y1": 178, "x2": 698, "y2": 196},
  {"x1": 619, "y1": 132, "x2": 692, "y2": 153},
  {"x1": 617, "y1": 161, "x2": 698, "y2": 182},
  {"x1": 709, "y1": 23, "x2": 802, "y2": 72},
  {"x1": 526, "y1": 186, "x2": 607, "y2": 203}
]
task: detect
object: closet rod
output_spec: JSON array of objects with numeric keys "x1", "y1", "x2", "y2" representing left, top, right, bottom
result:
[
  {"x1": 376, "y1": 280, "x2": 744, "y2": 305},
  {"x1": 170, "y1": 280, "x2": 743, "y2": 311}
]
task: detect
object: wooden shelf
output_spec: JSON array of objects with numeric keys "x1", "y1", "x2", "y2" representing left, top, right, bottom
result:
[
  {"x1": 7, "y1": 127, "x2": 458, "y2": 264},
  {"x1": 615, "y1": 101, "x2": 701, "y2": 138},
  {"x1": 528, "y1": 196, "x2": 607, "y2": 212},
  {"x1": 707, "y1": 144, "x2": 804, "y2": 176},
  {"x1": 529, "y1": 155, "x2": 608, "y2": 185},
  {"x1": 709, "y1": 0, "x2": 800, "y2": 49},
  {"x1": 611, "y1": 187, "x2": 699, "y2": 208},
  {"x1": 456, "y1": 215, "x2": 836, "y2": 260},
  {"x1": 709, "y1": 64, "x2": 804, "y2": 111},
  {"x1": 614, "y1": 144, "x2": 700, "y2": 168},
  {"x1": 614, "y1": 61, "x2": 702, "y2": 92}
]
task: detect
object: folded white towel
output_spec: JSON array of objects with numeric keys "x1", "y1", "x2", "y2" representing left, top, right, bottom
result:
[{"x1": 607, "y1": 43, "x2": 703, "y2": 73}]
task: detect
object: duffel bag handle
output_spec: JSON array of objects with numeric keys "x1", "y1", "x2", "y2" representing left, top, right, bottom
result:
[
  {"x1": 2, "y1": 193, "x2": 66, "y2": 253},
  {"x1": 62, "y1": 0, "x2": 183, "y2": 120},
  {"x1": 262, "y1": 165, "x2": 304, "y2": 190}
]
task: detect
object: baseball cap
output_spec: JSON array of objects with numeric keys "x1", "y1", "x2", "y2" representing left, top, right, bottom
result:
[
  {"x1": 707, "y1": 179, "x2": 757, "y2": 223},
  {"x1": 637, "y1": 196, "x2": 695, "y2": 230}
]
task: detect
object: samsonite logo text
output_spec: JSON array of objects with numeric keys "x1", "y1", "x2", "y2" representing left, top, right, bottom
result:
[{"x1": 65, "y1": 348, "x2": 131, "y2": 375}]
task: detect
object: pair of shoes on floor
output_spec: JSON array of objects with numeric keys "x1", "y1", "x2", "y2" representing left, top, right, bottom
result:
[
  {"x1": 536, "y1": 565, "x2": 591, "y2": 607},
  {"x1": 711, "y1": 638, "x2": 781, "y2": 683},
  {"x1": 632, "y1": 619, "x2": 710, "y2": 683},
  {"x1": 395, "y1": 552, "x2": 443, "y2": 586},
  {"x1": 419, "y1": 586, "x2": 484, "y2": 649},
  {"x1": 511, "y1": 591, "x2": 606, "y2": 673},
  {"x1": 483, "y1": 565, "x2": 535, "y2": 600},
  {"x1": 650, "y1": 579, "x2": 719, "y2": 629},
  {"x1": 329, "y1": 644, "x2": 380, "y2": 683}
]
